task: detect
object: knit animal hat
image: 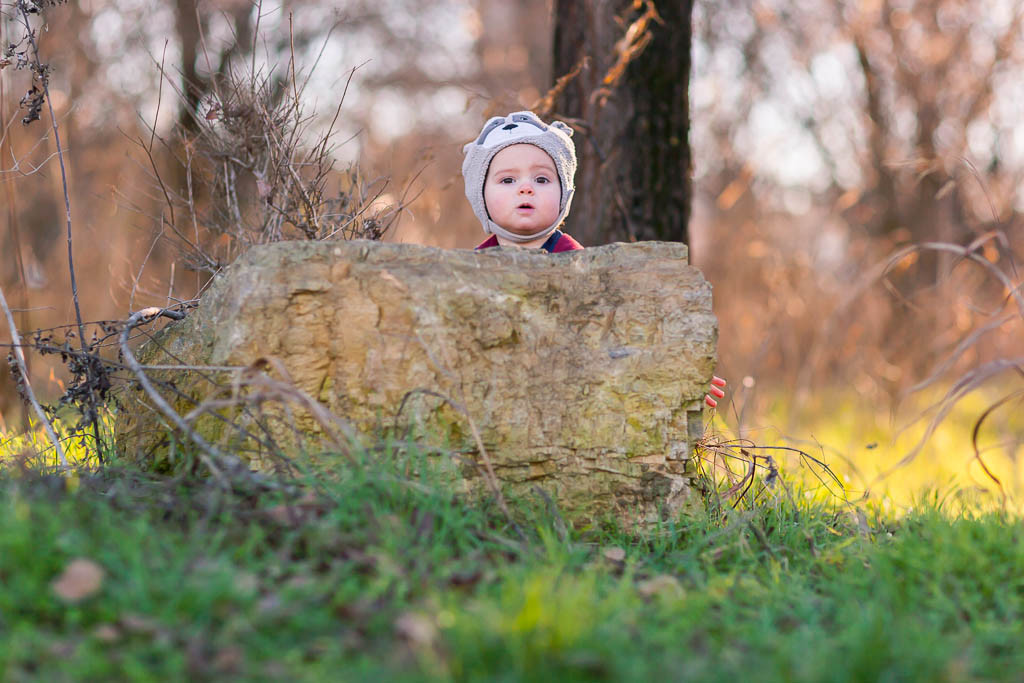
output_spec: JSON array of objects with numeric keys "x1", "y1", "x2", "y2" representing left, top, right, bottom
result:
[{"x1": 462, "y1": 111, "x2": 577, "y2": 243}]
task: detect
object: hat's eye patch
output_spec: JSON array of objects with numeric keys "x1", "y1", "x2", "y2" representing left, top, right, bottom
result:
[{"x1": 480, "y1": 120, "x2": 547, "y2": 147}]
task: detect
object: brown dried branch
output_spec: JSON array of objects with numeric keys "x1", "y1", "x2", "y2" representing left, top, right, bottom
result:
[
  {"x1": 180, "y1": 356, "x2": 359, "y2": 464},
  {"x1": 883, "y1": 240, "x2": 1024, "y2": 319},
  {"x1": 877, "y1": 357, "x2": 1024, "y2": 486},
  {"x1": 969, "y1": 390, "x2": 1023, "y2": 508},
  {"x1": 797, "y1": 232, "x2": 1024, "y2": 408},
  {"x1": 904, "y1": 314, "x2": 1016, "y2": 397},
  {"x1": 589, "y1": 0, "x2": 662, "y2": 109},
  {"x1": 529, "y1": 56, "x2": 589, "y2": 121}
]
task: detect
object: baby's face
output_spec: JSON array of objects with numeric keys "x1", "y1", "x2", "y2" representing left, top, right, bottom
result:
[{"x1": 483, "y1": 144, "x2": 561, "y2": 236}]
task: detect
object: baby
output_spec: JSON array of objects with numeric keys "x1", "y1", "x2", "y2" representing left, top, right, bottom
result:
[
  {"x1": 462, "y1": 111, "x2": 583, "y2": 252},
  {"x1": 462, "y1": 110, "x2": 726, "y2": 407}
]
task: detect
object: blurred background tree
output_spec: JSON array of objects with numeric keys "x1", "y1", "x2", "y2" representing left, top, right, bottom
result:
[
  {"x1": 551, "y1": 0, "x2": 693, "y2": 246},
  {"x1": 690, "y1": 0, "x2": 1024, "y2": 404}
]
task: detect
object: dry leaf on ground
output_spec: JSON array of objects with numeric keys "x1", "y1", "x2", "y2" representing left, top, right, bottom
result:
[
  {"x1": 394, "y1": 612, "x2": 438, "y2": 648},
  {"x1": 637, "y1": 574, "x2": 684, "y2": 599},
  {"x1": 602, "y1": 547, "x2": 626, "y2": 563},
  {"x1": 92, "y1": 624, "x2": 121, "y2": 642},
  {"x1": 51, "y1": 558, "x2": 105, "y2": 603}
]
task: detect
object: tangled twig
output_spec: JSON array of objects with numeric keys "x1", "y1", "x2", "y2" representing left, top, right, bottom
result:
[
  {"x1": 179, "y1": 356, "x2": 359, "y2": 466},
  {"x1": 118, "y1": 307, "x2": 229, "y2": 485},
  {"x1": 696, "y1": 433, "x2": 843, "y2": 510}
]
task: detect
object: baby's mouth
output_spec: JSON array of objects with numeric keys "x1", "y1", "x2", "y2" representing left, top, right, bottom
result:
[{"x1": 517, "y1": 202, "x2": 534, "y2": 210}]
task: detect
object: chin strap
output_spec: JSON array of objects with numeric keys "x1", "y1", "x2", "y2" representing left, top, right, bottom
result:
[{"x1": 487, "y1": 221, "x2": 558, "y2": 243}]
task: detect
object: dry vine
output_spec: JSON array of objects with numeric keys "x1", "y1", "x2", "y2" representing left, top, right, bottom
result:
[{"x1": 695, "y1": 432, "x2": 844, "y2": 512}]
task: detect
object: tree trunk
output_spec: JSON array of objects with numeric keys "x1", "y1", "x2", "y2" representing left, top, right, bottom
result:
[
  {"x1": 174, "y1": 0, "x2": 204, "y2": 132},
  {"x1": 551, "y1": 0, "x2": 693, "y2": 247}
]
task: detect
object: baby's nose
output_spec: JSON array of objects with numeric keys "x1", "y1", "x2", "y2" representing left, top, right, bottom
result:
[{"x1": 519, "y1": 183, "x2": 533, "y2": 193}]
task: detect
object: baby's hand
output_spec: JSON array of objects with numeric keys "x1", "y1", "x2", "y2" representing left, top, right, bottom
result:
[{"x1": 704, "y1": 376, "x2": 727, "y2": 408}]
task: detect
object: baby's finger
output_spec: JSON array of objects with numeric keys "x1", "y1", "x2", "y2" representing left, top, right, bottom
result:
[
  {"x1": 709, "y1": 386, "x2": 725, "y2": 399},
  {"x1": 704, "y1": 395, "x2": 718, "y2": 408},
  {"x1": 711, "y1": 376, "x2": 727, "y2": 387}
]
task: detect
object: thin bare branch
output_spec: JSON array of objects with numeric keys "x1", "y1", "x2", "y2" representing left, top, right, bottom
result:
[
  {"x1": 15, "y1": 3, "x2": 103, "y2": 455},
  {"x1": 0, "y1": 284, "x2": 65, "y2": 468},
  {"x1": 119, "y1": 306, "x2": 228, "y2": 485}
]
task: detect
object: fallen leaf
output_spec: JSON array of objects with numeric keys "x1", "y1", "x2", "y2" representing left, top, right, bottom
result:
[
  {"x1": 394, "y1": 612, "x2": 437, "y2": 648},
  {"x1": 263, "y1": 490, "x2": 327, "y2": 526},
  {"x1": 637, "y1": 574, "x2": 684, "y2": 599},
  {"x1": 264, "y1": 504, "x2": 308, "y2": 526},
  {"x1": 93, "y1": 624, "x2": 121, "y2": 642},
  {"x1": 120, "y1": 613, "x2": 161, "y2": 634},
  {"x1": 602, "y1": 546, "x2": 626, "y2": 563},
  {"x1": 52, "y1": 558, "x2": 105, "y2": 603},
  {"x1": 213, "y1": 646, "x2": 244, "y2": 673}
]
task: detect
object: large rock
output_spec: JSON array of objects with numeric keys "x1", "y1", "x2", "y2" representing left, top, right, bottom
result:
[{"x1": 117, "y1": 240, "x2": 717, "y2": 523}]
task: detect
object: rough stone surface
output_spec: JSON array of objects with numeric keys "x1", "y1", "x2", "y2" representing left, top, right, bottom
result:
[{"x1": 117, "y1": 240, "x2": 717, "y2": 523}]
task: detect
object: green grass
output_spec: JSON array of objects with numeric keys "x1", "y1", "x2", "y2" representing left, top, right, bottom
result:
[{"x1": 1, "y1": 442, "x2": 1023, "y2": 681}]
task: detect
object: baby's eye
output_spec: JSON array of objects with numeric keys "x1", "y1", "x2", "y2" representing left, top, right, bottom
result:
[
  {"x1": 535, "y1": 176, "x2": 551, "y2": 184},
  {"x1": 499, "y1": 177, "x2": 515, "y2": 184}
]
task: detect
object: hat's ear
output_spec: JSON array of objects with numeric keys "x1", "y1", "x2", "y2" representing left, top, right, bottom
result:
[{"x1": 551, "y1": 121, "x2": 574, "y2": 137}]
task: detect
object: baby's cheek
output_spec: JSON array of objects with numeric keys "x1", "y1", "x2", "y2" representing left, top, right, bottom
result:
[{"x1": 482, "y1": 185, "x2": 497, "y2": 211}]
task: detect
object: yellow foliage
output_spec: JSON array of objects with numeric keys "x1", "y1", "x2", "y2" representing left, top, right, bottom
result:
[
  {"x1": 0, "y1": 412, "x2": 110, "y2": 470},
  {"x1": 708, "y1": 387, "x2": 1024, "y2": 514}
]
